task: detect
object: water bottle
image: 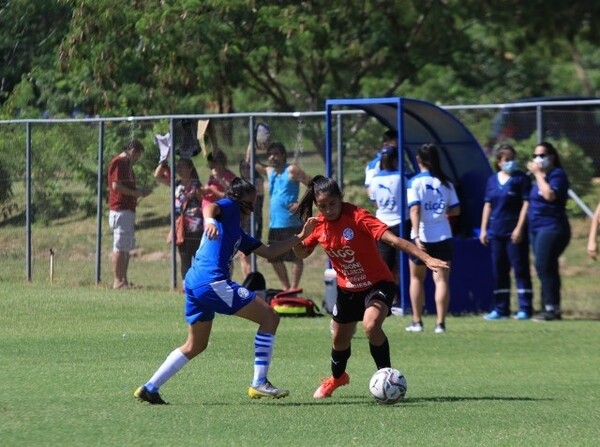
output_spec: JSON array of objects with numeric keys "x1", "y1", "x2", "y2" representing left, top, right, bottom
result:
[{"x1": 323, "y1": 268, "x2": 337, "y2": 314}]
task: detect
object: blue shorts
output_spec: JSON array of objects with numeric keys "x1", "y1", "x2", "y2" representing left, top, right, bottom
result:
[{"x1": 184, "y1": 279, "x2": 256, "y2": 324}]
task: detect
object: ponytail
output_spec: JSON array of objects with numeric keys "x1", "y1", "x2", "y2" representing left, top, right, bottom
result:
[
  {"x1": 295, "y1": 175, "x2": 343, "y2": 221},
  {"x1": 418, "y1": 143, "x2": 451, "y2": 187}
]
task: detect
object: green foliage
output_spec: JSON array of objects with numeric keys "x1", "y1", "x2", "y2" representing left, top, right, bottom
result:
[
  {"x1": 3, "y1": 0, "x2": 600, "y2": 117},
  {"x1": 0, "y1": 159, "x2": 13, "y2": 203},
  {"x1": 0, "y1": 0, "x2": 71, "y2": 107}
]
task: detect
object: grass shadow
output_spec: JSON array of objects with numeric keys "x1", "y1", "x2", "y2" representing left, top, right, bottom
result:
[{"x1": 175, "y1": 394, "x2": 549, "y2": 408}]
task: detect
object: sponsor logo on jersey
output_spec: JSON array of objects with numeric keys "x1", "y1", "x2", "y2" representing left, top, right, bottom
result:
[
  {"x1": 424, "y1": 200, "x2": 446, "y2": 211},
  {"x1": 325, "y1": 246, "x2": 356, "y2": 264}
]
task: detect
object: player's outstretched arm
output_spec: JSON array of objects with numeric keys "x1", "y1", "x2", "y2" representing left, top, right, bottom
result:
[
  {"x1": 380, "y1": 230, "x2": 449, "y2": 272},
  {"x1": 254, "y1": 217, "x2": 317, "y2": 259}
]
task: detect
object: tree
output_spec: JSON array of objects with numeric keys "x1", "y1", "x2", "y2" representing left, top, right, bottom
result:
[{"x1": 0, "y1": 0, "x2": 72, "y2": 107}]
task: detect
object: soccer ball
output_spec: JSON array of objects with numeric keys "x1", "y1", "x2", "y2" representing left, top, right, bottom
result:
[{"x1": 369, "y1": 367, "x2": 407, "y2": 404}]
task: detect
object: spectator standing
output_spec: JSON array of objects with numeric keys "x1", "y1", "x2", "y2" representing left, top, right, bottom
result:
[
  {"x1": 527, "y1": 142, "x2": 571, "y2": 321},
  {"x1": 480, "y1": 144, "x2": 533, "y2": 320},
  {"x1": 293, "y1": 176, "x2": 448, "y2": 399},
  {"x1": 107, "y1": 139, "x2": 150, "y2": 289},
  {"x1": 134, "y1": 178, "x2": 316, "y2": 404},
  {"x1": 406, "y1": 144, "x2": 460, "y2": 334},
  {"x1": 250, "y1": 141, "x2": 311, "y2": 291},
  {"x1": 154, "y1": 158, "x2": 204, "y2": 281},
  {"x1": 201, "y1": 150, "x2": 236, "y2": 208}
]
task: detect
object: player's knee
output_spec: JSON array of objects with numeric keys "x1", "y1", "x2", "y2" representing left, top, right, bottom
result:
[
  {"x1": 362, "y1": 318, "x2": 383, "y2": 339},
  {"x1": 261, "y1": 306, "x2": 280, "y2": 332}
]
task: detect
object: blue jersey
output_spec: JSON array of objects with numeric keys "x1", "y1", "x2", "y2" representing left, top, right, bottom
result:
[
  {"x1": 185, "y1": 198, "x2": 261, "y2": 287},
  {"x1": 484, "y1": 170, "x2": 530, "y2": 238},
  {"x1": 527, "y1": 167, "x2": 570, "y2": 232}
]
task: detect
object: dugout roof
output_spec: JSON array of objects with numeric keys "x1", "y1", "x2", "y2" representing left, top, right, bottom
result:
[{"x1": 325, "y1": 97, "x2": 492, "y2": 237}]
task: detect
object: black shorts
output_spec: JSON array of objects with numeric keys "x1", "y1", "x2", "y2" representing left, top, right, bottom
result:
[
  {"x1": 332, "y1": 281, "x2": 397, "y2": 324},
  {"x1": 377, "y1": 224, "x2": 400, "y2": 270},
  {"x1": 410, "y1": 238, "x2": 454, "y2": 265},
  {"x1": 268, "y1": 227, "x2": 303, "y2": 263}
]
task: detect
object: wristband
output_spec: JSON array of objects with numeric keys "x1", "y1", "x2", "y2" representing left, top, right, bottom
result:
[{"x1": 204, "y1": 217, "x2": 217, "y2": 226}]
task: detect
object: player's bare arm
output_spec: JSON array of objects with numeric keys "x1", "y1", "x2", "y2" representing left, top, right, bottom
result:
[
  {"x1": 245, "y1": 143, "x2": 268, "y2": 177},
  {"x1": 380, "y1": 230, "x2": 449, "y2": 272},
  {"x1": 255, "y1": 217, "x2": 317, "y2": 259},
  {"x1": 203, "y1": 203, "x2": 221, "y2": 240},
  {"x1": 289, "y1": 164, "x2": 311, "y2": 186}
]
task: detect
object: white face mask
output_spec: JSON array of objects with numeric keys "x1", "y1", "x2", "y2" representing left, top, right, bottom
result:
[{"x1": 534, "y1": 156, "x2": 550, "y2": 170}]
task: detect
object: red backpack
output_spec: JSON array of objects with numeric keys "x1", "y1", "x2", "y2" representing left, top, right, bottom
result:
[{"x1": 270, "y1": 289, "x2": 322, "y2": 317}]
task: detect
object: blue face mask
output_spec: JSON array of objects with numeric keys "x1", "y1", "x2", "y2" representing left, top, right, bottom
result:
[{"x1": 501, "y1": 160, "x2": 517, "y2": 174}]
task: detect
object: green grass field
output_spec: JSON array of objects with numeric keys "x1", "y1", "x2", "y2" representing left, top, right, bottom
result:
[
  {"x1": 1, "y1": 282, "x2": 598, "y2": 447},
  {"x1": 1, "y1": 150, "x2": 599, "y2": 445}
]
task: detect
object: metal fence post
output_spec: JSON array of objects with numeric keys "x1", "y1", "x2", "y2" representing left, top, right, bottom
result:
[
  {"x1": 95, "y1": 121, "x2": 105, "y2": 285},
  {"x1": 169, "y1": 118, "x2": 177, "y2": 290},
  {"x1": 25, "y1": 122, "x2": 32, "y2": 281}
]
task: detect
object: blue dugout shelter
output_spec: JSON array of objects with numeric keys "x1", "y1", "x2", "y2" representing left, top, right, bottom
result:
[{"x1": 325, "y1": 97, "x2": 494, "y2": 314}]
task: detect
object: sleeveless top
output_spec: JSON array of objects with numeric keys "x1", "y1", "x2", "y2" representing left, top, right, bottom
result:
[{"x1": 267, "y1": 164, "x2": 302, "y2": 229}]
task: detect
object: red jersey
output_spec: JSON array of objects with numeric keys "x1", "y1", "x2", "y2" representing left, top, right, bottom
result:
[
  {"x1": 302, "y1": 203, "x2": 393, "y2": 291},
  {"x1": 107, "y1": 154, "x2": 137, "y2": 211}
]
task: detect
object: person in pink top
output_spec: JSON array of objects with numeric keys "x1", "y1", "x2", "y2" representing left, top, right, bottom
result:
[
  {"x1": 293, "y1": 175, "x2": 448, "y2": 399},
  {"x1": 201, "y1": 150, "x2": 236, "y2": 208}
]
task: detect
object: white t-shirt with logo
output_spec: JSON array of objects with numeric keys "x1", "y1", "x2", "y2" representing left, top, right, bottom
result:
[{"x1": 407, "y1": 171, "x2": 459, "y2": 242}]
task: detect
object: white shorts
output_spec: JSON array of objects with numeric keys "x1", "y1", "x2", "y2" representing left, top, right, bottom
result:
[{"x1": 109, "y1": 210, "x2": 136, "y2": 252}]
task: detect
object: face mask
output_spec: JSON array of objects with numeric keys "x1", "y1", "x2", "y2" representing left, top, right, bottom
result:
[
  {"x1": 501, "y1": 160, "x2": 517, "y2": 174},
  {"x1": 534, "y1": 156, "x2": 550, "y2": 170}
]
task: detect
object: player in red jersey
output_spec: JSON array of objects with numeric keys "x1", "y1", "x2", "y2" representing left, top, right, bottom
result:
[{"x1": 293, "y1": 175, "x2": 448, "y2": 399}]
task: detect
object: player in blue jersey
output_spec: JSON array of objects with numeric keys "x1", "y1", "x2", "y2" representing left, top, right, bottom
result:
[
  {"x1": 480, "y1": 144, "x2": 533, "y2": 320},
  {"x1": 406, "y1": 144, "x2": 460, "y2": 334},
  {"x1": 527, "y1": 142, "x2": 571, "y2": 321},
  {"x1": 134, "y1": 178, "x2": 316, "y2": 404}
]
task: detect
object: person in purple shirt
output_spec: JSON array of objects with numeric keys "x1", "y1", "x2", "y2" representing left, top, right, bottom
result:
[
  {"x1": 480, "y1": 144, "x2": 533, "y2": 320},
  {"x1": 526, "y1": 142, "x2": 571, "y2": 321}
]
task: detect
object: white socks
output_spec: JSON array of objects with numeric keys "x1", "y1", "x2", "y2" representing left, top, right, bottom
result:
[{"x1": 145, "y1": 348, "x2": 189, "y2": 393}]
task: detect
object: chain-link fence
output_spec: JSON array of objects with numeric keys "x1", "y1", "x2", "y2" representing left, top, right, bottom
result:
[{"x1": 1, "y1": 99, "x2": 599, "y2": 288}]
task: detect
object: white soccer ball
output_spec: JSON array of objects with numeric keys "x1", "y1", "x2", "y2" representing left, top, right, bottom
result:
[{"x1": 369, "y1": 367, "x2": 407, "y2": 404}]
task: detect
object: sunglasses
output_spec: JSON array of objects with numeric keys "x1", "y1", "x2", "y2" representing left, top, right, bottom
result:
[{"x1": 532, "y1": 153, "x2": 548, "y2": 158}]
